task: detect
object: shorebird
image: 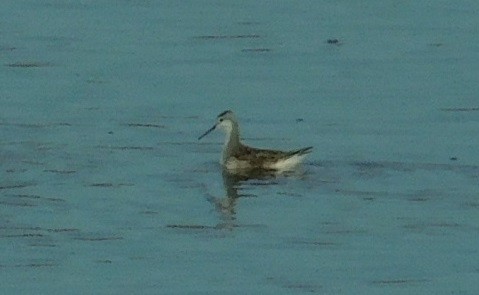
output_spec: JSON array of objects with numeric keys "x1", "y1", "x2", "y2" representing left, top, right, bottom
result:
[{"x1": 198, "y1": 110, "x2": 313, "y2": 171}]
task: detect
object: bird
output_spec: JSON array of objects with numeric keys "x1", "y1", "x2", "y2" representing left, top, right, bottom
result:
[{"x1": 198, "y1": 110, "x2": 312, "y2": 172}]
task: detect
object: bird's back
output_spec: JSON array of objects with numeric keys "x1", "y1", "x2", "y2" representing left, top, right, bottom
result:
[{"x1": 226, "y1": 144, "x2": 312, "y2": 171}]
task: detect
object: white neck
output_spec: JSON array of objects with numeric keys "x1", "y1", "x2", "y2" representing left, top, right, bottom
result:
[{"x1": 219, "y1": 121, "x2": 240, "y2": 165}]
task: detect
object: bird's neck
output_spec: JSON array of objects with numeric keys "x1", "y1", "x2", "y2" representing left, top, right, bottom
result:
[{"x1": 222, "y1": 123, "x2": 240, "y2": 164}]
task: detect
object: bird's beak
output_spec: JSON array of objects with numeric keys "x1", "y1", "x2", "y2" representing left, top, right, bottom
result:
[{"x1": 198, "y1": 124, "x2": 216, "y2": 140}]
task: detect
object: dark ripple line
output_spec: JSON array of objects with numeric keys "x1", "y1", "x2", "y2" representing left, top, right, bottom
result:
[{"x1": 195, "y1": 34, "x2": 261, "y2": 40}]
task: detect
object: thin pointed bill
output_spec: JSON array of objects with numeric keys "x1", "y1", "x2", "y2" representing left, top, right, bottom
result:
[{"x1": 198, "y1": 124, "x2": 216, "y2": 140}]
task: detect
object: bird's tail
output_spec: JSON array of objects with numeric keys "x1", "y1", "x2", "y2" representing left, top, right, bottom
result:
[{"x1": 290, "y1": 146, "x2": 313, "y2": 156}]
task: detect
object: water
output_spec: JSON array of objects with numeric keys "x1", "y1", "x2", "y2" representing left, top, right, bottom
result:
[{"x1": 1, "y1": 0, "x2": 479, "y2": 294}]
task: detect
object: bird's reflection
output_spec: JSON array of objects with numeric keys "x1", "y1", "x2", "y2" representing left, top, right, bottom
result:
[{"x1": 207, "y1": 168, "x2": 279, "y2": 230}]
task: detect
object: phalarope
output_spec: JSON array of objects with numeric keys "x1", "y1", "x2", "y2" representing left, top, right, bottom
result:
[{"x1": 198, "y1": 110, "x2": 313, "y2": 171}]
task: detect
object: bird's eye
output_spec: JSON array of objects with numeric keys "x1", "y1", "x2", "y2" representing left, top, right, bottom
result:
[{"x1": 219, "y1": 118, "x2": 223, "y2": 122}]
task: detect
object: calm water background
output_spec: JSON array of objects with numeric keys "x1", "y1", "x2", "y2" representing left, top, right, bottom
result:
[{"x1": 1, "y1": 1, "x2": 479, "y2": 294}]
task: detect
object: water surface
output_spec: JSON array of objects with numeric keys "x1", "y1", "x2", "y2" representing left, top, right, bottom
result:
[{"x1": 1, "y1": 0, "x2": 479, "y2": 294}]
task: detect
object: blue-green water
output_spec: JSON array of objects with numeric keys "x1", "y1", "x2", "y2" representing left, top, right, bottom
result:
[{"x1": 1, "y1": 1, "x2": 479, "y2": 294}]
